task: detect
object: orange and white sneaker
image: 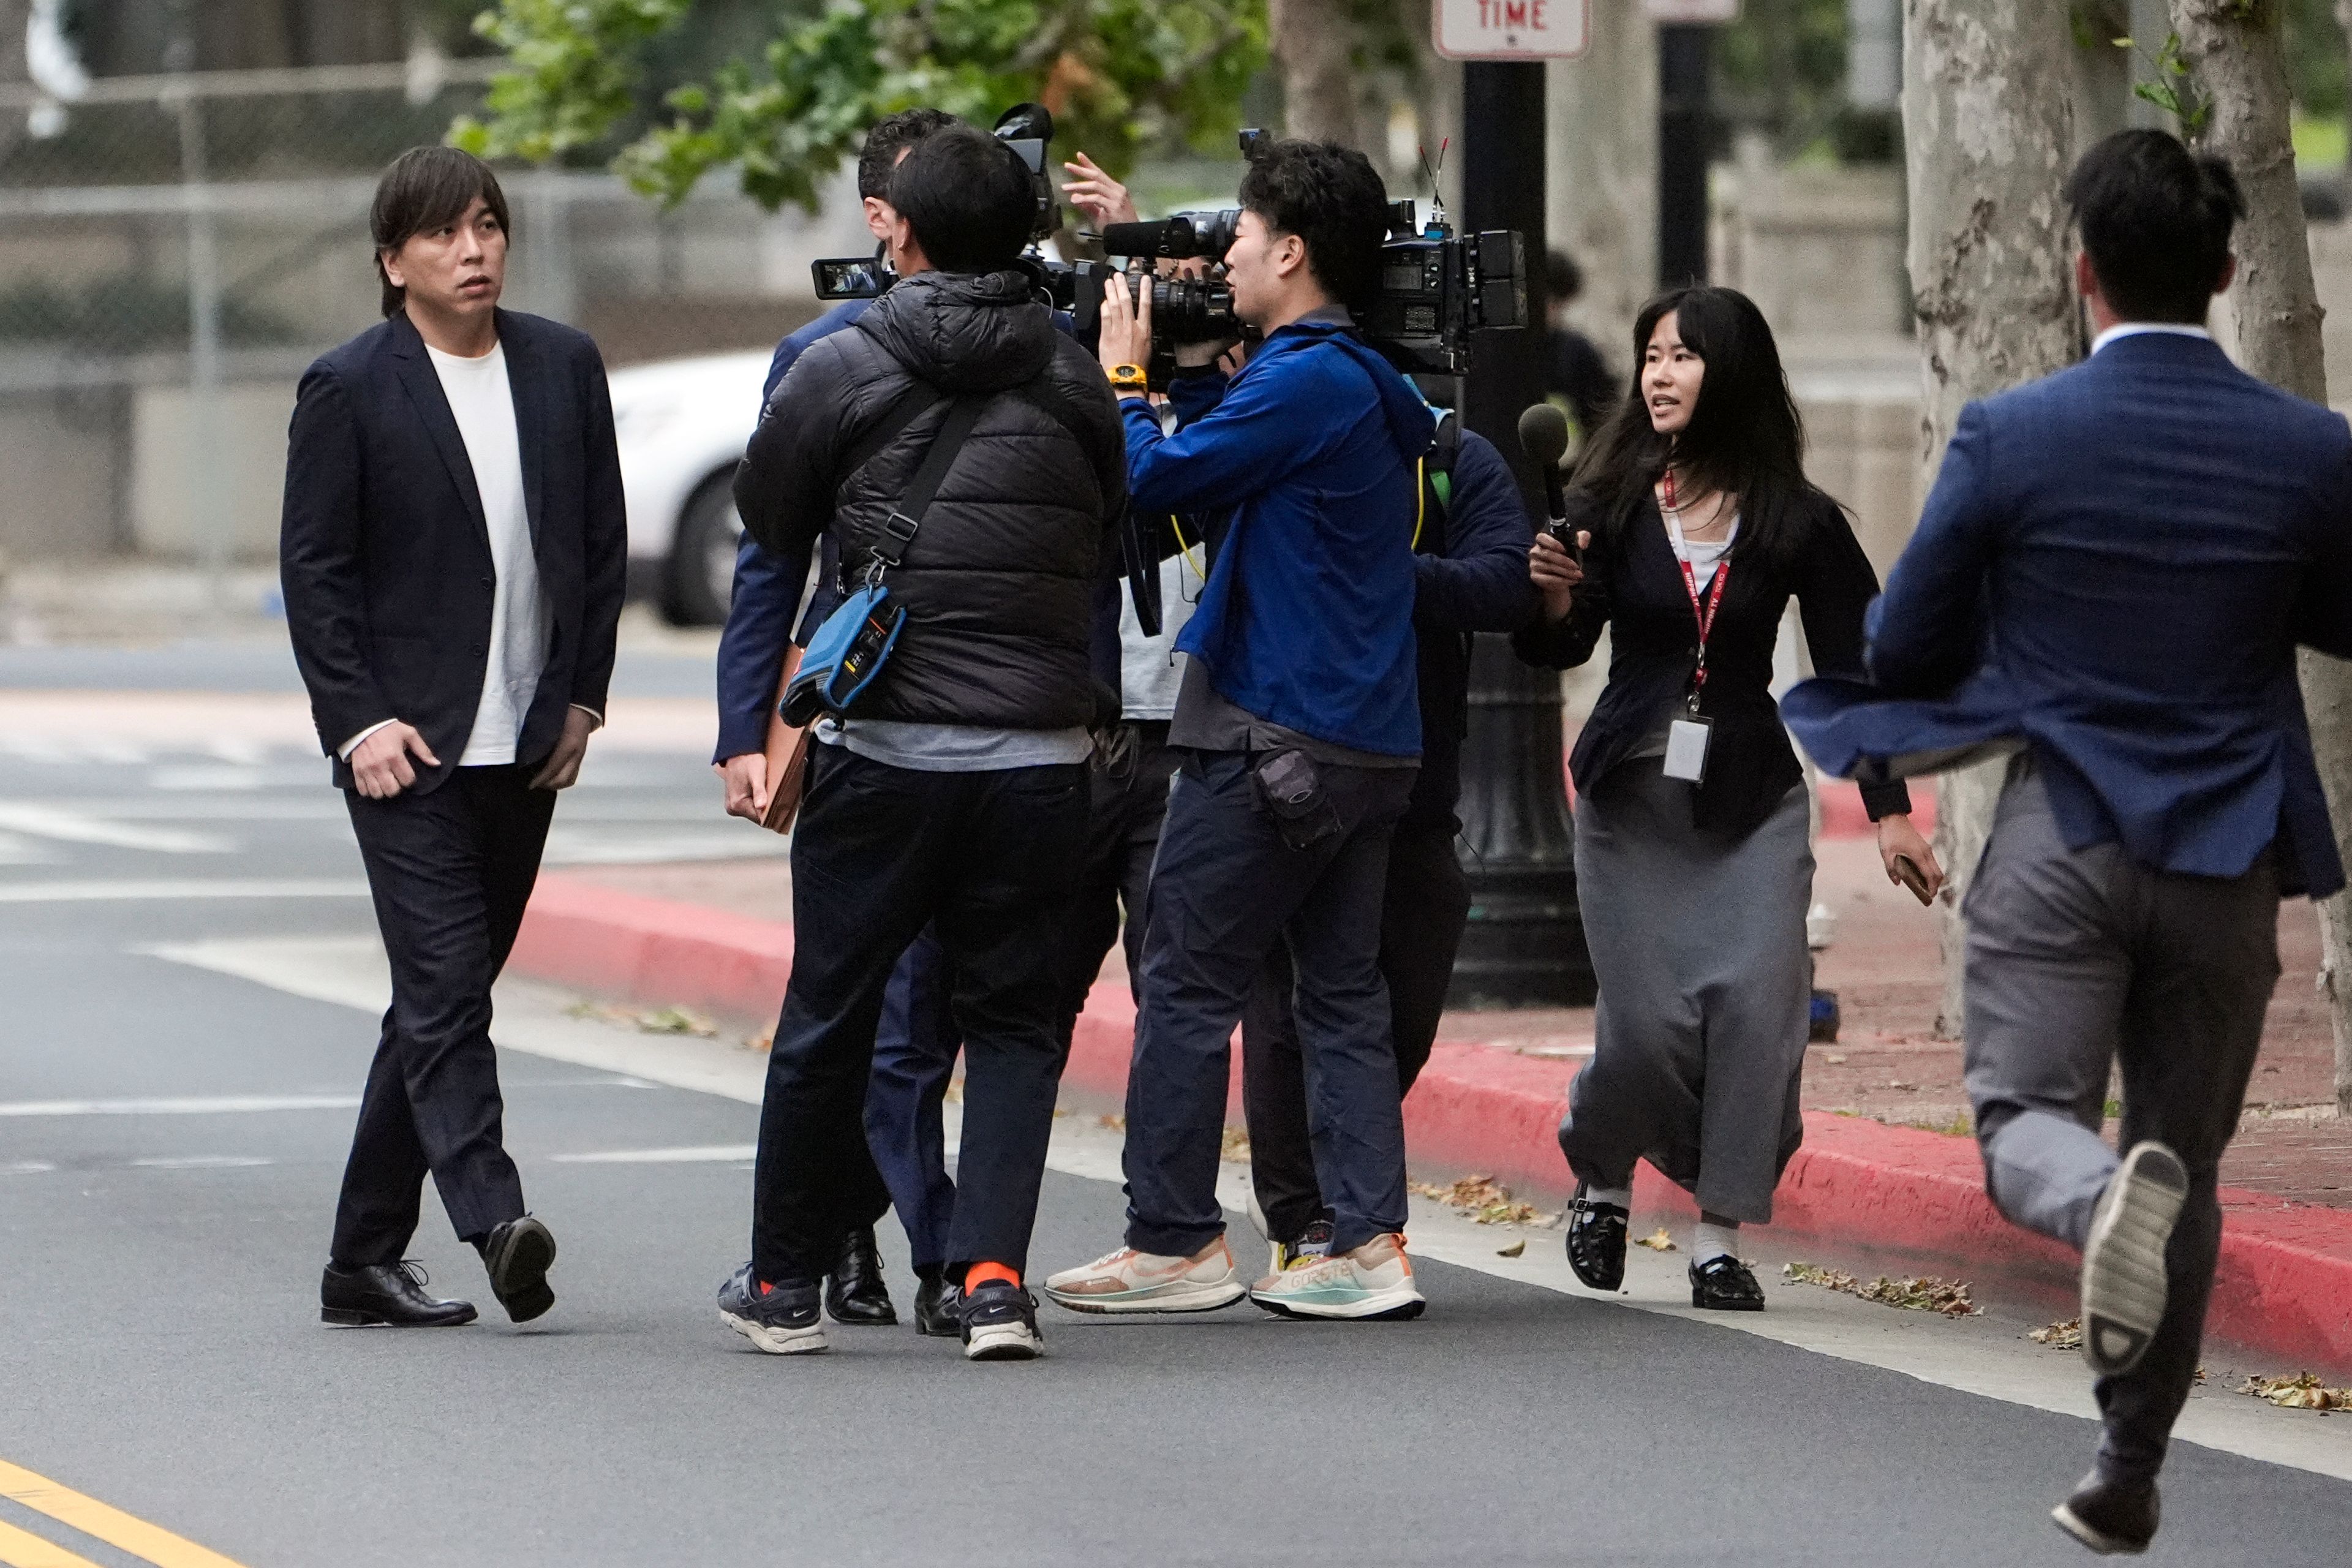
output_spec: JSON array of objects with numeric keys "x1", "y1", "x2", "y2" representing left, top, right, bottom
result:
[
  {"x1": 1249, "y1": 1232, "x2": 1425, "y2": 1321},
  {"x1": 1041, "y1": 1237, "x2": 1248, "y2": 1314}
]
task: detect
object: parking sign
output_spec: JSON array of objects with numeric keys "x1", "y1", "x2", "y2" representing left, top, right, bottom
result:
[{"x1": 1431, "y1": 0, "x2": 1591, "y2": 60}]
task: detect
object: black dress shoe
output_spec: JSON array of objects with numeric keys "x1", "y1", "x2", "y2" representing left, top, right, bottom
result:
[
  {"x1": 914, "y1": 1274, "x2": 962, "y2": 1337},
  {"x1": 2052, "y1": 1472, "x2": 2158, "y2": 1555},
  {"x1": 321, "y1": 1261, "x2": 477, "y2": 1327},
  {"x1": 476, "y1": 1216, "x2": 558, "y2": 1323},
  {"x1": 1565, "y1": 1184, "x2": 1629, "y2": 1292},
  {"x1": 825, "y1": 1226, "x2": 897, "y2": 1325},
  {"x1": 1689, "y1": 1254, "x2": 1766, "y2": 1311}
]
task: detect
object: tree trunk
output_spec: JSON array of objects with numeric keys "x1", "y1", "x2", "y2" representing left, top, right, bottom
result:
[
  {"x1": 1903, "y1": 0, "x2": 2081, "y2": 1039},
  {"x1": 2170, "y1": 0, "x2": 2352, "y2": 1117},
  {"x1": 1268, "y1": 0, "x2": 1365, "y2": 146}
]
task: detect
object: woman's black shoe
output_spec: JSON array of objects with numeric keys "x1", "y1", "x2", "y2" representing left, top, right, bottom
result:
[
  {"x1": 2052, "y1": 1472, "x2": 2158, "y2": 1555},
  {"x1": 1689, "y1": 1254, "x2": 1766, "y2": 1311},
  {"x1": 320, "y1": 1261, "x2": 477, "y2": 1327},
  {"x1": 826, "y1": 1226, "x2": 898, "y2": 1325},
  {"x1": 1565, "y1": 1185, "x2": 1629, "y2": 1291}
]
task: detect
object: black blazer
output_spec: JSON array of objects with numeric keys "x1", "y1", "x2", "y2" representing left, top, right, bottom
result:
[
  {"x1": 280, "y1": 309, "x2": 627, "y2": 793},
  {"x1": 1515, "y1": 486, "x2": 1911, "y2": 838}
]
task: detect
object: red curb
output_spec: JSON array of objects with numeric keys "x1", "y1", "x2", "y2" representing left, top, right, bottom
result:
[{"x1": 514, "y1": 870, "x2": 2352, "y2": 1374}]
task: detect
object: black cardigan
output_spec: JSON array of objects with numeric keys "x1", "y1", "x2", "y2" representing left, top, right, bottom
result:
[{"x1": 1515, "y1": 487, "x2": 1912, "y2": 838}]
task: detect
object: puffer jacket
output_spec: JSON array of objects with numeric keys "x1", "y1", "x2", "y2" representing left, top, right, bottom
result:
[{"x1": 733, "y1": 270, "x2": 1128, "y2": 730}]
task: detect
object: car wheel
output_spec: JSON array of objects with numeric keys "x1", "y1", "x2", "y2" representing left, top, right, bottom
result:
[{"x1": 663, "y1": 471, "x2": 743, "y2": 627}]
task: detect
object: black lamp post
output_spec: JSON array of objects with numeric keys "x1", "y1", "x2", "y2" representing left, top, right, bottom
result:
[
  {"x1": 1658, "y1": 22, "x2": 1714, "y2": 286},
  {"x1": 1447, "y1": 59, "x2": 1594, "y2": 1009}
]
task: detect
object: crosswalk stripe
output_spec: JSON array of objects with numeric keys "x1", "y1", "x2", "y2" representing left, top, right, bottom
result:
[
  {"x1": 0, "y1": 1458, "x2": 249, "y2": 1568},
  {"x1": 0, "y1": 1095, "x2": 359, "y2": 1117},
  {"x1": 0, "y1": 880, "x2": 369, "y2": 903},
  {"x1": 0, "y1": 805, "x2": 231, "y2": 854},
  {"x1": 550, "y1": 1145, "x2": 757, "y2": 1163},
  {"x1": 0, "y1": 1516, "x2": 105, "y2": 1568}
]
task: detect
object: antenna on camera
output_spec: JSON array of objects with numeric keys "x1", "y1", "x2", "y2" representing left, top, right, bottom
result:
[{"x1": 1416, "y1": 138, "x2": 1451, "y2": 235}]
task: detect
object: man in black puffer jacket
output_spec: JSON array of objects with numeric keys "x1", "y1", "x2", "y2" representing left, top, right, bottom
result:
[{"x1": 717, "y1": 125, "x2": 1126, "y2": 1364}]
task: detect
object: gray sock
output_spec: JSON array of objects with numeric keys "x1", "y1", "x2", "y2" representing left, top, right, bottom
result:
[
  {"x1": 1586, "y1": 1185, "x2": 1632, "y2": 1210},
  {"x1": 1692, "y1": 1220, "x2": 1740, "y2": 1264}
]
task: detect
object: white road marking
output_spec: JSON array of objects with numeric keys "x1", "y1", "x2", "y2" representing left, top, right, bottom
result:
[
  {"x1": 1, "y1": 1161, "x2": 58, "y2": 1175},
  {"x1": 541, "y1": 829, "x2": 788, "y2": 864},
  {"x1": 0, "y1": 831, "x2": 62, "y2": 866},
  {"x1": 130, "y1": 1155, "x2": 275, "y2": 1169},
  {"x1": 551, "y1": 1145, "x2": 757, "y2": 1164},
  {"x1": 0, "y1": 804, "x2": 232, "y2": 854},
  {"x1": 0, "y1": 1094, "x2": 360, "y2": 1117},
  {"x1": 150, "y1": 935, "x2": 2352, "y2": 1487},
  {"x1": 149, "y1": 765, "x2": 271, "y2": 791},
  {"x1": 0, "y1": 878, "x2": 369, "y2": 903}
]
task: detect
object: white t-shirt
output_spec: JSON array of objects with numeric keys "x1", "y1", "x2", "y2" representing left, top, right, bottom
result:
[{"x1": 428, "y1": 340, "x2": 549, "y2": 766}]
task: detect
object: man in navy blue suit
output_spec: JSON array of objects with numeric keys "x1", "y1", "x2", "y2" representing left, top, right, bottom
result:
[{"x1": 1787, "y1": 130, "x2": 2352, "y2": 1555}]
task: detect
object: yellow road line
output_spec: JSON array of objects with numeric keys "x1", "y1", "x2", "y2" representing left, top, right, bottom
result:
[
  {"x1": 0, "y1": 1517, "x2": 105, "y2": 1568},
  {"x1": 0, "y1": 1460, "x2": 249, "y2": 1568}
]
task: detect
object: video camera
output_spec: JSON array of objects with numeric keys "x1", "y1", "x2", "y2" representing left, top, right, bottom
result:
[
  {"x1": 809, "y1": 102, "x2": 1066, "y2": 300},
  {"x1": 812, "y1": 118, "x2": 1528, "y2": 385}
]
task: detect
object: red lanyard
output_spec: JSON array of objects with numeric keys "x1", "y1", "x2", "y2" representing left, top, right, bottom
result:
[{"x1": 1658, "y1": 470, "x2": 1730, "y2": 707}]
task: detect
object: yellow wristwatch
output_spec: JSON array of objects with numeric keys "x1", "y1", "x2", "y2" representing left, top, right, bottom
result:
[{"x1": 1107, "y1": 363, "x2": 1149, "y2": 393}]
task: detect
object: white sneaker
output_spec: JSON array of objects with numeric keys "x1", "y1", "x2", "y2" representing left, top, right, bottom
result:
[
  {"x1": 1249, "y1": 1232, "x2": 1425, "y2": 1321},
  {"x1": 1041, "y1": 1237, "x2": 1248, "y2": 1314},
  {"x1": 2081, "y1": 1140, "x2": 2190, "y2": 1377}
]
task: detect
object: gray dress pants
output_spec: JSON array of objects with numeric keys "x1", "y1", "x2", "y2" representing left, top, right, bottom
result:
[{"x1": 1962, "y1": 758, "x2": 2280, "y2": 1487}]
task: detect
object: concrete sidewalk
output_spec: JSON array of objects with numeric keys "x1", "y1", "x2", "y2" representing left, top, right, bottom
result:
[{"x1": 507, "y1": 778, "x2": 2352, "y2": 1375}]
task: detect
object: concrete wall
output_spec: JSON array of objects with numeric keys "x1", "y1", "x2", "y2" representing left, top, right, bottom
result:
[
  {"x1": 129, "y1": 379, "x2": 295, "y2": 559},
  {"x1": 0, "y1": 386, "x2": 127, "y2": 559}
]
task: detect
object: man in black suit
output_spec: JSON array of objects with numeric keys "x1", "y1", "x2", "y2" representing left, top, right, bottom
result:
[{"x1": 281, "y1": 146, "x2": 626, "y2": 1329}]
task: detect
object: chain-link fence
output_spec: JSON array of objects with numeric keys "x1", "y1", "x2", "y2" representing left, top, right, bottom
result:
[{"x1": 0, "y1": 55, "x2": 857, "y2": 590}]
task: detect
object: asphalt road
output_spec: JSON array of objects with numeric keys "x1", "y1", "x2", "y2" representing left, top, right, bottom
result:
[{"x1": 4, "y1": 640, "x2": 2352, "y2": 1567}]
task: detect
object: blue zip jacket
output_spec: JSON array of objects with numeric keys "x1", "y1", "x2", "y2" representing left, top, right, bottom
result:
[{"x1": 1125, "y1": 318, "x2": 1433, "y2": 756}]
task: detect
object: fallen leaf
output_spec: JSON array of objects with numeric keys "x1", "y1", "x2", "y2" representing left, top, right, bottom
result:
[
  {"x1": 2029, "y1": 1318, "x2": 2083, "y2": 1351},
  {"x1": 1407, "y1": 1173, "x2": 1549, "y2": 1226},
  {"x1": 1825, "y1": 1053, "x2": 1848, "y2": 1065},
  {"x1": 1221, "y1": 1126, "x2": 1252, "y2": 1163},
  {"x1": 638, "y1": 1006, "x2": 717, "y2": 1038},
  {"x1": 2237, "y1": 1373, "x2": 2352, "y2": 1411},
  {"x1": 1496, "y1": 1239, "x2": 1526, "y2": 1258},
  {"x1": 1784, "y1": 1261, "x2": 1980, "y2": 1316},
  {"x1": 1096, "y1": 1113, "x2": 1125, "y2": 1131},
  {"x1": 1634, "y1": 1228, "x2": 1677, "y2": 1252}
]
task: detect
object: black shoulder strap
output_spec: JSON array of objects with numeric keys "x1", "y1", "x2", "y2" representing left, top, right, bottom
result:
[
  {"x1": 839, "y1": 379, "x2": 948, "y2": 481},
  {"x1": 868, "y1": 394, "x2": 989, "y2": 574}
]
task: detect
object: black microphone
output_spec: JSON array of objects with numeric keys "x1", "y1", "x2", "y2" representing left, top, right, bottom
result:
[{"x1": 1518, "y1": 402, "x2": 1574, "y2": 555}]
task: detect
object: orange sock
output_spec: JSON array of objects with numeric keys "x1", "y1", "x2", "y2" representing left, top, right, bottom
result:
[{"x1": 964, "y1": 1262, "x2": 1020, "y2": 1293}]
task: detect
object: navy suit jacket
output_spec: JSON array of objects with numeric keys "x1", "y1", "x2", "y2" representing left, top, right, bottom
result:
[
  {"x1": 1784, "y1": 330, "x2": 2352, "y2": 896},
  {"x1": 281, "y1": 308, "x2": 627, "y2": 793}
]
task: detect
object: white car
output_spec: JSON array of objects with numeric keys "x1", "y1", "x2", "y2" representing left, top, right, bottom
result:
[{"x1": 609, "y1": 349, "x2": 774, "y2": 625}]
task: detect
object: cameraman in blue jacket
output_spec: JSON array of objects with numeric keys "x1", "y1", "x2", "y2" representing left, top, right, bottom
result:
[{"x1": 1044, "y1": 140, "x2": 1436, "y2": 1322}]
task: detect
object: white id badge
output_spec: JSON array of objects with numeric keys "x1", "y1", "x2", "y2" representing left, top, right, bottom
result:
[{"x1": 1662, "y1": 715, "x2": 1712, "y2": 783}]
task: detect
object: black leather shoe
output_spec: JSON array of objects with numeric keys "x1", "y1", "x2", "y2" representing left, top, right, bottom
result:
[
  {"x1": 1689, "y1": 1254, "x2": 1766, "y2": 1311},
  {"x1": 914, "y1": 1274, "x2": 962, "y2": 1337},
  {"x1": 1565, "y1": 1185, "x2": 1629, "y2": 1291},
  {"x1": 321, "y1": 1260, "x2": 477, "y2": 1327},
  {"x1": 2052, "y1": 1472, "x2": 2158, "y2": 1555},
  {"x1": 825, "y1": 1226, "x2": 897, "y2": 1325},
  {"x1": 476, "y1": 1216, "x2": 557, "y2": 1323}
]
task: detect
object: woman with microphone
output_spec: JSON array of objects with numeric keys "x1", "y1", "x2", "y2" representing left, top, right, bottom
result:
[{"x1": 1517, "y1": 285, "x2": 1941, "y2": 1310}]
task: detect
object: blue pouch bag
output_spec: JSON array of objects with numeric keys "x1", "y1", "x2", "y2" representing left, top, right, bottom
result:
[{"x1": 780, "y1": 391, "x2": 987, "y2": 727}]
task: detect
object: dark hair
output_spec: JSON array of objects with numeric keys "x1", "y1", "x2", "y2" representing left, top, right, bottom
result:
[
  {"x1": 1237, "y1": 138, "x2": 1390, "y2": 312},
  {"x1": 887, "y1": 124, "x2": 1035, "y2": 274},
  {"x1": 371, "y1": 146, "x2": 510, "y2": 318},
  {"x1": 1546, "y1": 249, "x2": 1584, "y2": 304},
  {"x1": 2065, "y1": 129, "x2": 2243, "y2": 324},
  {"x1": 858, "y1": 108, "x2": 959, "y2": 201},
  {"x1": 1570, "y1": 284, "x2": 1821, "y2": 572}
]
